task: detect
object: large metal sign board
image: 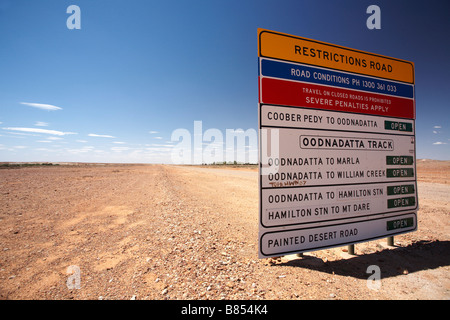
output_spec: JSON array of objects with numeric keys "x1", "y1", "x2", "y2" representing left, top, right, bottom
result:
[{"x1": 258, "y1": 29, "x2": 416, "y2": 258}]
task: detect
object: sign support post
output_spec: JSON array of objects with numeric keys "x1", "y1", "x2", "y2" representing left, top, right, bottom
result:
[
  {"x1": 347, "y1": 244, "x2": 355, "y2": 256},
  {"x1": 387, "y1": 236, "x2": 394, "y2": 247}
]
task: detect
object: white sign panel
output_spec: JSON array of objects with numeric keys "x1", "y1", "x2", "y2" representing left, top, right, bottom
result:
[
  {"x1": 261, "y1": 182, "x2": 417, "y2": 227},
  {"x1": 258, "y1": 29, "x2": 416, "y2": 258},
  {"x1": 260, "y1": 213, "x2": 416, "y2": 256}
]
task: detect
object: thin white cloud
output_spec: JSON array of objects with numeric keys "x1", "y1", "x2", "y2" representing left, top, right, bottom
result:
[
  {"x1": 113, "y1": 141, "x2": 126, "y2": 144},
  {"x1": 35, "y1": 121, "x2": 49, "y2": 127},
  {"x1": 8, "y1": 132, "x2": 39, "y2": 137},
  {"x1": 20, "y1": 102, "x2": 62, "y2": 111},
  {"x1": 3, "y1": 127, "x2": 77, "y2": 136},
  {"x1": 147, "y1": 143, "x2": 174, "y2": 148},
  {"x1": 76, "y1": 140, "x2": 88, "y2": 143},
  {"x1": 111, "y1": 146, "x2": 131, "y2": 152},
  {"x1": 66, "y1": 146, "x2": 95, "y2": 154},
  {"x1": 434, "y1": 126, "x2": 442, "y2": 129},
  {"x1": 36, "y1": 140, "x2": 52, "y2": 143},
  {"x1": 47, "y1": 137, "x2": 63, "y2": 140},
  {"x1": 88, "y1": 133, "x2": 116, "y2": 138},
  {"x1": 154, "y1": 137, "x2": 163, "y2": 140},
  {"x1": 433, "y1": 141, "x2": 447, "y2": 145},
  {"x1": 149, "y1": 131, "x2": 159, "y2": 134},
  {"x1": 35, "y1": 148, "x2": 53, "y2": 152},
  {"x1": 433, "y1": 131, "x2": 438, "y2": 134}
]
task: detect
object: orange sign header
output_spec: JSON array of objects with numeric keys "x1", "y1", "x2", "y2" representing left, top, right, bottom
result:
[{"x1": 258, "y1": 29, "x2": 414, "y2": 84}]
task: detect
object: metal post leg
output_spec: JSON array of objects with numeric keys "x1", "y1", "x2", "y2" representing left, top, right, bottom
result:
[
  {"x1": 347, "y1": 244, "x2": 355, "y2": 255},
  {"x1": 387, "y1": 236, "x2": 394, "y2": 246}
]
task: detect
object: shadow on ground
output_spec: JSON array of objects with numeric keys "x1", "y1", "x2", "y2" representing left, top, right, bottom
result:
[{"x1": 277, "y1": 240, "x2": 450, "y2": 279}]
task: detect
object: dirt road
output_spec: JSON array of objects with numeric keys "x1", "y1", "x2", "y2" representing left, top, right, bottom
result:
[{"x1": 0, "y1": 162, "x2": 449, "y2": 300}]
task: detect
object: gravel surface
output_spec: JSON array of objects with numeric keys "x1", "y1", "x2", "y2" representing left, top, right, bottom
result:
[{"x1": 0, "y1": 161, "x2": 449, "y2": 300}]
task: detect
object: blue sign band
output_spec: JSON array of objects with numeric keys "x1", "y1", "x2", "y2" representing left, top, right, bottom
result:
[{"x1": 261, "y1": 59, "x2": 414, "y2": 99}]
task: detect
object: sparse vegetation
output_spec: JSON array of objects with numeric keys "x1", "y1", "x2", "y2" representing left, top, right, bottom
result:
[
  {"x1": 0, "y1": 162, "x2": 59, "y2": 169},
  {"x1": 201, "y1": 161, "x2": 258, "y2": 169}
]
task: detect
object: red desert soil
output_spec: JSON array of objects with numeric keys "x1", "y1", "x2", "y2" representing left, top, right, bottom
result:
[{"x1": 0, "y1": 160, "x2": 449, "y2": 300}]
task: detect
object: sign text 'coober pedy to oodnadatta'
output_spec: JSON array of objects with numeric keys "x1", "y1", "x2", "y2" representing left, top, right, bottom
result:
[{"x1": 258, "y1": 29, "x2": 417, "y2": 258}]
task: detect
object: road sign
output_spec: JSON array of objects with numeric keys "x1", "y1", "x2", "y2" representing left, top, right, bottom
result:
[{"x1": 258, "y1": 29, "x2": 417, "y2": 258}]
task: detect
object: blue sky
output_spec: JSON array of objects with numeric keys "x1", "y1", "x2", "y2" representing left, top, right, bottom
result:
[{"x1": 0, "y1": 0, "x2": 449, "y2": 163}]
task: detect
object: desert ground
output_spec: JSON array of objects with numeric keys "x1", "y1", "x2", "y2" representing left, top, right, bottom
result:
[{"x1": 0, "y1": 160, "x2": 448, "y2": 300}]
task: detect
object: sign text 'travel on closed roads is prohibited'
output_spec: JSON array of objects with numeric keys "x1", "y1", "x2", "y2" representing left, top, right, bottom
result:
[{"x1": 258, "y1": 29, "x2": 417, "y2": 258}]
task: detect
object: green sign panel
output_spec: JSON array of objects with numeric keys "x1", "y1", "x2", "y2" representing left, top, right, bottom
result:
[
  {"x1": 387, "y1": 184, "x2": 415, "y2": 195},
  {"x1": 387, "y1": 217, "x2": 414, "y2": 231},
  {"x1": 386, "y1": 156, "x2": 414, "y2": 166},
  {"x1": 387, "y1": 196, "x2": 416, "y2": 209},
  {"x1": 387, "y1": 168, "x2": 415, "y2": 178},
  {"x1": 384, "y1": 120, "x2": 413, "y2": 132}
]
